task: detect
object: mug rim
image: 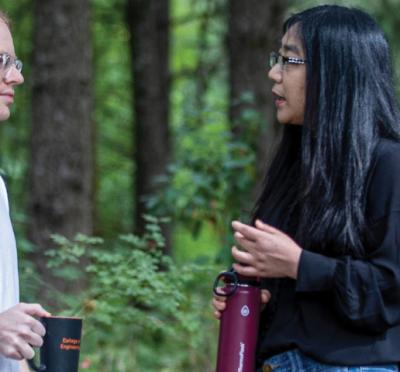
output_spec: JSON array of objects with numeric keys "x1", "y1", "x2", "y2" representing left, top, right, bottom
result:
[{"x1": 43, "y1": 315, "x2": 82, "y2": 320}]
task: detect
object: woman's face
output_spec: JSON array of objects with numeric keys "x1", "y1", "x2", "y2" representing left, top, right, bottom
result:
[
  {"x1": 268, "y1": 26, "x2": 306, "y2": 125},
  {"x1": 0, "y1": 19, "x2": 24, "y2": 122}
]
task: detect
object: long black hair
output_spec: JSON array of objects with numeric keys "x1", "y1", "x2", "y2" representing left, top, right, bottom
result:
[{"x1": 254, "y1": 5, "x2": 400, "y2": 257}]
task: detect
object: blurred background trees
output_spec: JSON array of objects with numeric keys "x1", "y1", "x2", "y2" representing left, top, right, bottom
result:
[
  {"x1": 28, "y1": 0, "x2": 93, "y2": 298},
  {"x1": 0, "y1": 0, "x2": 398, "y2": 370},
  {"x1": 127, "y1": 0, "x2": 172, "y2": 253}
]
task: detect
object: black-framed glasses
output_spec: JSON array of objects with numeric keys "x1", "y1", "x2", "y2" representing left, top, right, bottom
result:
[
  {"x1": 0, "y1": 53, "x2": 23, "y2": 77},
  {"x1": 269, "y1": 52, "x2": 306, "y2": 70}
]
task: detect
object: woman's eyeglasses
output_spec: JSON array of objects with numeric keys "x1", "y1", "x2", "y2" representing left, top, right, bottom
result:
[
  {"x1": 269, "y1": 52, "x2": 306, "y2": 70},
  {"x1": 0, "y1": 53, "x2": 23, "y2": 77}
]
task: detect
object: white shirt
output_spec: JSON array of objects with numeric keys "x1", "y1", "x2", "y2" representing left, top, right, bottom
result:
[{"x1": 0, "y1": 176, "x2": 20, "y2": 371}]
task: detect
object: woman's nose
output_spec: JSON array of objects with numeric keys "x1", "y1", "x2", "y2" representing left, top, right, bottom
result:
[{"x1": 268, "y1": 64, "x2": 282, "y2": 83}]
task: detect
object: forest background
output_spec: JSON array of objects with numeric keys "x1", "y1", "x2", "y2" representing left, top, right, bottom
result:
[{"x1": 0, "y1": 0, "x2": 399, "y2": 371}]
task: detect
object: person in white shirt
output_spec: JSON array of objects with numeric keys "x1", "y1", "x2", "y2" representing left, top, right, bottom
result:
[{"x1": 0, "y1": 11, "x2": 50, "y2": 372}]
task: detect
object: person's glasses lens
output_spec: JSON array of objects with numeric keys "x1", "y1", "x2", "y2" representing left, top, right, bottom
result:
[
  {"x1": 15, "y1": 60, "x2": 23, "y2": 73},
  {"x1": 0, "y1": 54, "x2": 8, "y2": 69},
  {"x1": 0, "y1": 54, "x2": 23, "y2": 74},
  {"x1": 269, "y1": 52, "x2": 278, "y2": 68}
]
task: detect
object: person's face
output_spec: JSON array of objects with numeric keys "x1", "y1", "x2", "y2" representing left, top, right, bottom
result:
[
  {"x1": 0, "y1": 19, "x2": 24, "y2": 122},
  {"x1": 268, "y1": 26, "x2": 305, "y2": 125}
]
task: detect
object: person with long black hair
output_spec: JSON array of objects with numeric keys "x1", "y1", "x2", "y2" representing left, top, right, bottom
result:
[{"x1": 213, "y1": 5, "x2": 400, "y2": 371}]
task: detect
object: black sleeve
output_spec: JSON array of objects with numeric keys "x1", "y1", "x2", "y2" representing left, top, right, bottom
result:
[{"x1": 295, "y1": 142, "x2": 400, "y2": 333}]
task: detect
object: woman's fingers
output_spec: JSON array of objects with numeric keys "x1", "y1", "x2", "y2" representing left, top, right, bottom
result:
[
  {"x1": 232, "y1": 221, "x2": 262, "y2": 241},
  {"x1": 255, "y1": 219, "x2": 279, "y2": 234},
  {"x1": 261, "y1": 289, "x2": 271, "y2": 304},
  {"x1": 231, "y1": 246, "x2": 254, "y2": 265},
  {"x1": 212, "y1": 297, "x2": 227, "y2": 311},
  {"x1": 260, "y1": 289, "x2": 271, "y2": 311},
  {"x1": 232, "y1": 262, "x2": 259, "y2": 277},
  {"x1": 212, "y1": 296, "x2": 227, "y2": 319},
  {"x1": 233, "y1": 232, "x2": 258, "y2": 252},
  {"x1": 213, "y1": 309, "x2": 221, "y2": 319}
]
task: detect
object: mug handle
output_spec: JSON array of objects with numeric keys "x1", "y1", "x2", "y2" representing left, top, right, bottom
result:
[
  {"x1": 27, "y1": 355, "x2": 47, "y2": 371},
  {"x1": 28, "y1": 316, "x2": 47, "y2": 371}
]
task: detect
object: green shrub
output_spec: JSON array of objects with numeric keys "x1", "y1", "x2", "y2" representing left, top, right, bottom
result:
[{"x1": 39, "y1": 216, "x2": 219, "y2": 371}]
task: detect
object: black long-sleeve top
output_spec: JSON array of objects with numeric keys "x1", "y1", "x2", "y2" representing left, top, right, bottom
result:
[{"x1": 257, "y1": 139, "x2": 400, "y2": 365}]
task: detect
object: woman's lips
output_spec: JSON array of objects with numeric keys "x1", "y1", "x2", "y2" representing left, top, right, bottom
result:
[{"x1": 273, "y1": 92, "x2": 286, "y2": 107}]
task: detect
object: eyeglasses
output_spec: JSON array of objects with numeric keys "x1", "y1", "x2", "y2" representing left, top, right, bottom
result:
[
  {"x1": 0, "y1": 53, "x2": 23, "y2": 77},
  {"x1": 269, "y1": 52, "x2": 306, "y2": 70}
]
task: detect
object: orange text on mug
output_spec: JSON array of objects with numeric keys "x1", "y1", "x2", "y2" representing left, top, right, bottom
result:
[{"x1": 60, "y1": 338, "x2": 81, "y2": 351}]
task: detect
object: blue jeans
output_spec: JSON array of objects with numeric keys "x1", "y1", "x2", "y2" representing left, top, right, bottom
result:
[{"x1": 259, "y1": 349, "x2": 398, "y2": 371}]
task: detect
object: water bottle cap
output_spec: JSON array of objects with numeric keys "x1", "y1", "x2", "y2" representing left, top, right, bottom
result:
[
  {"x1": 213, "y1": 270, "x2": 260, "y2": 297},
  {"x1": 236, "y1": 273, "x2": 261, "y2": 286},
  {"x1": 213, "y1": 271, "x2": 238, "y2": 297}
]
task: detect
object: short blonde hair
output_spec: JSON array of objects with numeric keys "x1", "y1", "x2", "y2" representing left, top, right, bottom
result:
[{"x1": 0, "y1": 11, "x2": 11, "y2": 29}]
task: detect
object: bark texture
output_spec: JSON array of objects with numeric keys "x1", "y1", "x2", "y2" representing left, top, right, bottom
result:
[
  {"x1": 28, "y1": 0, "x2": 93, "y2": 294},
  {"x1": 127, "y1": 0, "x2": 171, "y2": 252}
]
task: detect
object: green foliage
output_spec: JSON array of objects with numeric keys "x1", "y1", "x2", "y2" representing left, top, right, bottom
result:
[
  {"x1": 4, "y1": 0, "x2": 400, "y2": 370},
  {"x1": 147, "y1": 91, "x2": 264, "y2": 265},
  {"x1": 91, "y1": 0, "x2": 134, "y2": 237},
  {"x1": 149, "y1": 128, "x2": 255, "y2": 224},
  {"x1": 42, "y1": 216, "x2": 218, "y2": 371},
  {"x1": 166, "y1": 1, "x2": 269, "y2": 264}
]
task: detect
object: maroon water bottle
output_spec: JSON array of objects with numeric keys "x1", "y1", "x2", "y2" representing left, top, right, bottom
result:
[{"x1": 213, "y1": 270, "x2": 261, "y2": 372}]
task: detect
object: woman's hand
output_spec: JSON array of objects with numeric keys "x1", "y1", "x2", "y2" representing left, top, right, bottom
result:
[
  {"x1": 231, "y1": 220, "x2": 302, "y2": 279},
  {"x1": 212, "y1": 289, "x2": 271, "y2": 319}
]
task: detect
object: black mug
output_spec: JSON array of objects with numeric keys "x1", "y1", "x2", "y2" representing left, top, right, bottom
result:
[{"x1": 28, "y1": 316, "x2": 82, "y2": 372}]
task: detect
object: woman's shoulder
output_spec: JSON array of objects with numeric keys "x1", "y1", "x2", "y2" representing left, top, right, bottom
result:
[
  {"x1": 374, "y1": 138, "x2": 400, "y2": 161},
  {"x1": 369, "y1": 138, "x2": 400, "y2": 184},
  {"x1": 366, "y1": 138, "x2": 400, "y2": 221}
]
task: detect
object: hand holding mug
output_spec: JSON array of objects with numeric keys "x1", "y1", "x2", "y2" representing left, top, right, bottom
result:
[
  {"x1": 28, "y1": 316, "x2": 82, "y2": 372},
  {"x1": 0, "y1": 303, "x2": 50, "y2": 360}
]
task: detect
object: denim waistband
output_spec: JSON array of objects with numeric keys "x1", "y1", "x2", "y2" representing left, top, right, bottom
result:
[{"x1": 258, "y1": 349, "x2": 398, "y2": 372}]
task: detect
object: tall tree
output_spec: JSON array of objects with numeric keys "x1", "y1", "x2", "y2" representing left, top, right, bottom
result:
[
  {"x1": 126, "y1": 0, "x2": 171, "y2": 253},
  {"x1": 228, "y1": 0, "x2": 289, "y2": 199},
  {"x1": 28, "y1": 0, "x2": 93, "y2": 295}
]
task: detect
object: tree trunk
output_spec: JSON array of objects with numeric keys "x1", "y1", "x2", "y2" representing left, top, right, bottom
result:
[
  {"x1": 126, "y1": 0, "x2": 171, "y2": 254},
  {"x1": 228, "y1": 0, "x2": 289, "y2": 200},
  {"x1": 28, "y1": 0, "x2": 93, "y2": 297}
]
